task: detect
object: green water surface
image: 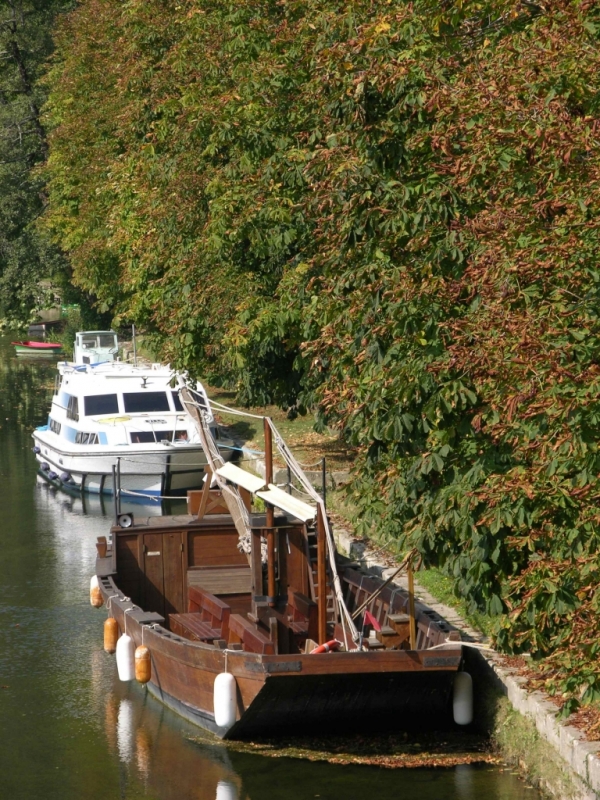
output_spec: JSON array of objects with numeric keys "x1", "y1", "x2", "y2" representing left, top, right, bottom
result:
[{"x1": 0, "y1": 335, "x2": 541, "y2": 800}]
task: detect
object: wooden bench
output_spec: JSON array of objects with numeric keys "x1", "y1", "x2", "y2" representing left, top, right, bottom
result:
[
  {"x1": 228, "y1": 613, "x2": 275, "y2": 655},
  {"x1": 169, "y1": 587, "x2": 231, "y2": 643},
  {"x1": 170, "y1": 613, "x2": 223, "y2": 643},
  {"x1": 286, "y1": 589, "x2": 318, "y2": 641},
  {"x1": 188, "y1": 585, "x2": 231, "y2": 639}
]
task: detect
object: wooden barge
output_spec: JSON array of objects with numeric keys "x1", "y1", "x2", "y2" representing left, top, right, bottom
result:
[{"x1": 93, "y1": 390, "x2": 468, "y2": 740}]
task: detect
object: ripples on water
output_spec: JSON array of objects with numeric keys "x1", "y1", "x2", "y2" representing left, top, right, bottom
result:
[{"x1": 0, "y1": 336, "x2": 541, "y2": 799}]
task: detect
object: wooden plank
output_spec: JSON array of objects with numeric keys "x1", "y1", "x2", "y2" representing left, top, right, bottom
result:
[
  {"x1": 188, "y1": 530, "x2": 248, "y2": 567},
  {"x1": 143, "y1": 532, "x2": 166, "y2": 618},
  {"x1": 163, "y1": 530, "x2": 184, "y2": 617},
  {"x1": 188, "y1": 566, "x2": 252, "y2": 595}
]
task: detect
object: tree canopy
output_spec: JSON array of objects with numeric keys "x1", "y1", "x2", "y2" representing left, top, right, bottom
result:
[
  {"x1": 0, "y1": 0, "x2": 72, "y2": 322},
  {"x1": 42, "y1": 0, "x2": 600, "y2": 709}
]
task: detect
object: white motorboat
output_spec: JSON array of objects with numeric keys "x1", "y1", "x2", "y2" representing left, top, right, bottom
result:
[{"x1": 32, "y1": 331, "x2": 235, "y2": 501}]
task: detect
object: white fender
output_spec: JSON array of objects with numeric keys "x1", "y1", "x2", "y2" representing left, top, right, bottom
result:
[
  {"x1": 453, "y1": 671, "x2": 473, "y2": 725},
  {"x1": 216, "y1": 781, "x2": 238, "y2": 800},
  {"x1": 117, "y1": 699, "x2": 134, "y2": 763},
  {"x1": 213, "y1": 672, "x2": 236, "y2": 729},
  {"x1": 116, "y1": 633, "x2": 135, "y2": 682}
]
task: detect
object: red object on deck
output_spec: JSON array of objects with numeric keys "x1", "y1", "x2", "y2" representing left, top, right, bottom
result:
[
  {"x1": 310, "y1": 640, "x2": 340, "y2": 654},
  {"x1": 364, "y1": 610, "x2": 381, "y2": 631}
]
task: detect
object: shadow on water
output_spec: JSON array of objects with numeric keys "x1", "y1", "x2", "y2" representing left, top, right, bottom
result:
[{"x1": 0, "y1": 335, "x2": 542, "y2": 800}]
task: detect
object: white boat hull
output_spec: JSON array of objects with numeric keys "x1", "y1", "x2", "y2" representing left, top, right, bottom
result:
[{"x1": 32, "y1": 431, "x2": 216, "y2": 499}]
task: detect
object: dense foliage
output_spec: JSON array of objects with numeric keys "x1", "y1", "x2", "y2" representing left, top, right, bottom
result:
[
  {"x1": 42, "y1": 0, "x2": 600, "y2": 707},
  {"x1": 0, "y1": 0, "x2": 73, "y2": 323}
]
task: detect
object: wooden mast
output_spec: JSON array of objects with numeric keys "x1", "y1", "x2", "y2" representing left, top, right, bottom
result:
[
  {"x1": 316, "y1": 504, "x2": 327, "y2": 643},
  {"x1": 264, "y1": 418, "x2": 276, "y2": 607}
]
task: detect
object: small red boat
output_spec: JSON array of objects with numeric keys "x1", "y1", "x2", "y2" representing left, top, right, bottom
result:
[{"x1": 12, "y1": 340, "x2": 63, "y2": 356}]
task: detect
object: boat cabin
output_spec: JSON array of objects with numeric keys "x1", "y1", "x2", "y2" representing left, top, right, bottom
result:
[
  {"x1": 74, "y1": 331, "x2": 119, "y2": 365},
  {"x1": 103, "y1": 492, "x2": 459, "y2": 656}
]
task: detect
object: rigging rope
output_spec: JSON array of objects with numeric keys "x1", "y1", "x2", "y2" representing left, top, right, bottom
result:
[{"x1": 181, "y1": 384, "x2": 360, "y2": 643}]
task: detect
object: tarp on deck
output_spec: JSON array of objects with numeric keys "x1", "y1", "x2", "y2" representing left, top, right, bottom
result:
[
  {"x1": 256, "y1": 484, "x2": 316, "y2": 522},
  {"x1": 215, "y1": 462, "x2": 266, "y2": 493}
]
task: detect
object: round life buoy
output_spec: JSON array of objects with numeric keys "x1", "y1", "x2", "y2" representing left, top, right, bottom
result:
[{"x1": 309, "y1": 640, "x2": 340, "y2": 654}]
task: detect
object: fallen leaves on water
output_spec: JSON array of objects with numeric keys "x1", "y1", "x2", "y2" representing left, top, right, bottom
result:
[{"x1": 189, "y1": 732, "x2": 501, "y2": 769}]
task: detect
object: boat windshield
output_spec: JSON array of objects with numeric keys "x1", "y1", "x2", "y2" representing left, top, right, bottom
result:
[
  {"x1": 84, "y1": 394, "x2": 119, "y2": 416},
  {"x1": 123, "y1": 392, "x2": 171, "y2": 413},
  {"x1": 79, "y1": 333, "x2": 117, "y2": 349}
]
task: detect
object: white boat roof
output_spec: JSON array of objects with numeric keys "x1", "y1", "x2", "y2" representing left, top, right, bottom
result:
[
  {"x1": 59, "y1": 363, "x2": 177, "y2": 390},
  {"x1": 75, "y1": 330, "x2": 117, "y2": 336},
  {"x1": 56, "y1": 362, "x2": 213, "y2": 423}
]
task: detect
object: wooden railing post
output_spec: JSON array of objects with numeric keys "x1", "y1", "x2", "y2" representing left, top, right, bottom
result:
[
  {"x1": 408, "y1": 565, "x2": 417, "y2": 650},
  {"x1": 316, "y1": 504, "x2": 327, "y2": 644},
  {"x1": 264, "y1": 418, "x2": 276, "y2": 607}
]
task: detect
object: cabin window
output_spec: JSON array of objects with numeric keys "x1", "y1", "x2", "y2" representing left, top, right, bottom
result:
[
  {"x1": 84, "y1": 393, "x2": 119, "y2": 416},
  {"x1": 123, "y1": 392, "x2": 170, "y2": 413},
  {"x1": 49, "y1": 418, "x2": 61, "y2": 435},
  {"x1": 75, "y1": 432, "x2": 99, "y2": 445},
  {"x1": 129, "y1": 430, "x2": 188, "y2": 444},
  {"x1": 171, "y1": 392, "x2": 184, "y2": 412},
  {"x1": 66, "y1": 395, "x2": 79, "y2": 422}
]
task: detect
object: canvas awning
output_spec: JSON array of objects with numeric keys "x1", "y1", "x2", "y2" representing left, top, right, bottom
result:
[
  {"x1": 215, "y1": 462, "x2": 266, "y2": 493},
  {"x1": 256, "y1": 484, "x2": 316, "y2": 522}
]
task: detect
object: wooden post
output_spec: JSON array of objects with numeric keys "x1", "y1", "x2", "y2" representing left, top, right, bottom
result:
[
  {"x1": 264, "y1": 418, "x2": 276, "y2": 607},
  {"x1": 251, "y1": 527, "x2": 263, "y2": 614},
  {"x1": 112, "y1": 464, "x2": 118, "y2": 525},
  {"x1": 408, "y1": 565, "x2": 417, "y2": 650},
  {"x1": 116, "y1": 456, "x2": 122, "y2": 514},
  {"x1": 316, "y1": 505, "x2": 327, "y2": 644}
]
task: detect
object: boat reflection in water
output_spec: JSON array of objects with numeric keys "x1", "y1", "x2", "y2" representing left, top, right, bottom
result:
[
  {"x1": 100, "y1": 681, "x2": 541, "y2": 800},
  {"x1": 104, "y1": 686, "x2": 243, "y2": 800}
]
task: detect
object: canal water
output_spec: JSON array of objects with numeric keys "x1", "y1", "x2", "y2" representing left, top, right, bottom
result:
[{"x1": 0, "y1": 334, "x2": 542, "y2": 800}]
